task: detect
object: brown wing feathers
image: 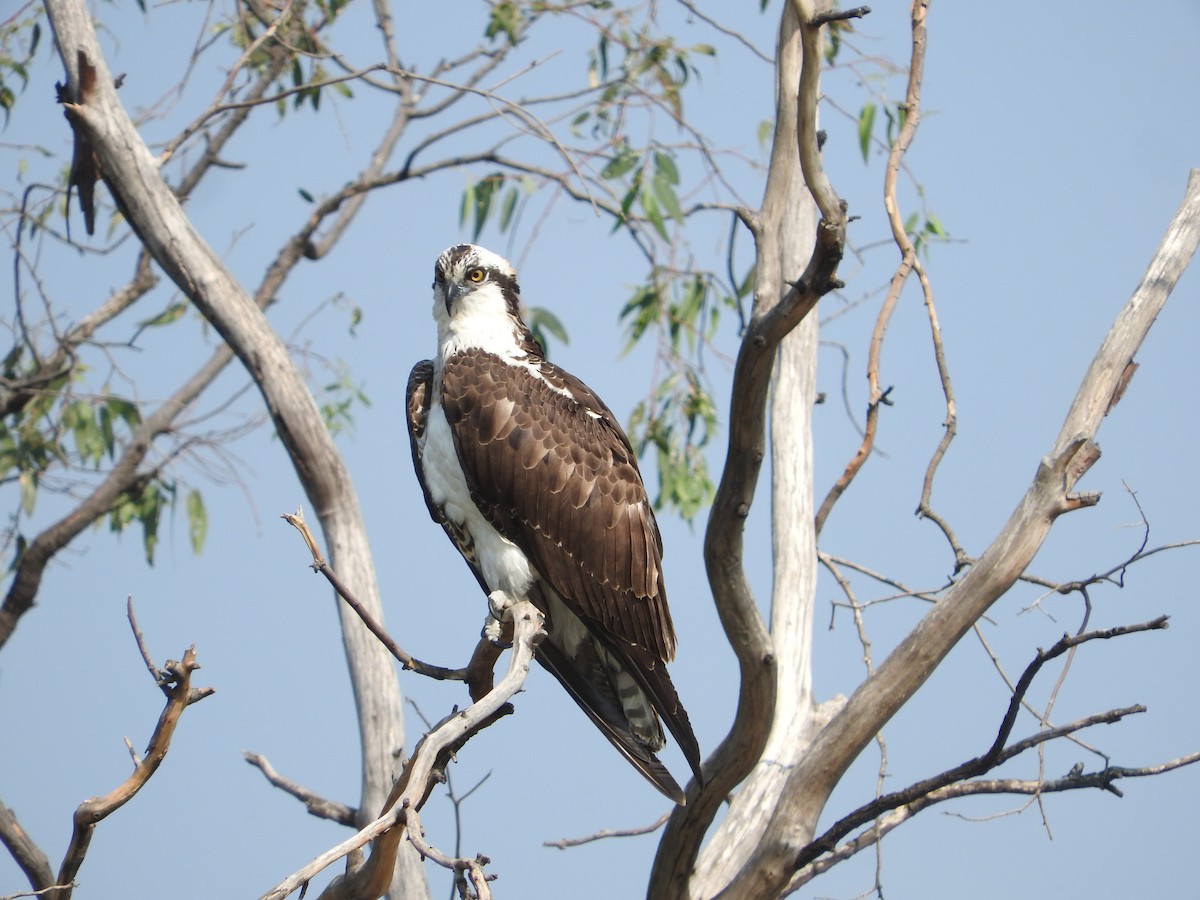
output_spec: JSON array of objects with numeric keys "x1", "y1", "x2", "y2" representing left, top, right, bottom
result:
[
  {"x1": 533, "y1": 630, "x2": 688, "y2": 804},
  {"x1": 431, "y1": 347, "x2": 702, "y2": 796},
  {"x1": 440, "y1": 349, "x2": 676, "y2": 662}
]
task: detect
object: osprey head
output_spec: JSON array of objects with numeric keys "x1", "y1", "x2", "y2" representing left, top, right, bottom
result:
[
  {"x1": 433, "y1": 243, "x2": 519, "y2": 316},
  {"x1": 432, "y1": 244, "x2": 540, "y2": 358}
]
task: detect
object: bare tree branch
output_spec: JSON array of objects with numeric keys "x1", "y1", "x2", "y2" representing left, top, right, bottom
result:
[
  {"x1": 243, "y1": 754, "x2": 358, "y2": 827},
  {"x1": 544, "y1": 813, "x2": 670, "y2": 850},
  {"x1": 717, "y1": 163, "x2": 1200, "y2": 898},
  {"x1": 401, "y1": 804, "x2": 494, "y2": 900},
  {"x1": 794, "y1": 617, "x2": 1168, "y2": 872},
  {"x1": 0, "y1": 804, "x2": 54, "y2": 894},
  {"x1": 786, "y1": 749, "x2": 1200, "y2": 894},
  {"x1": 43, "y1": 626, "x2": 213, "y2": 900},
  {"x1": 261, "y1": 599, "x2": 545, "y2": 900},
  {"x1": 281, "y1": 509, "x2": 469, "y2": 682}
]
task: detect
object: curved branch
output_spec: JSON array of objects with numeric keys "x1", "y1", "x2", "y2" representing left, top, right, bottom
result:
[
  {"x1": 402, "y1": 805, "x2": 494, "y2": 900},
  {"x1": 815, "y1": 0, "x2": 931, "y2": 539},
  {"x1": 651, "y1": 2, "x2": 848, "y2": 895},
  {"x1": 53, "y1": 641, "x2": 213, "y2": 900}
]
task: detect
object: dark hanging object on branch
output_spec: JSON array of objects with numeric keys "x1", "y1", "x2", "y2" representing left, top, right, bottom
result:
[{"x1": 57, "y1": 50, "x2": 100, "y2": 237}]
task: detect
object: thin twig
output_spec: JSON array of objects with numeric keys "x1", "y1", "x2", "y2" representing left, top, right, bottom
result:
[
  {"x1": 243, "y1": 753, "x2": 358, "y2": 827},
  {"x1": 792, "y1": 616, "x2": 1169, "y2": 872},
  {"x1": 281, "y1": 509, "x2": 468, "y2": 682},
  {"x1": 544, "y1": 813, "x2": 670, "y2": 849},
  {"x1": 125, "y1": 596, "x2": 162, "y2": 688}
]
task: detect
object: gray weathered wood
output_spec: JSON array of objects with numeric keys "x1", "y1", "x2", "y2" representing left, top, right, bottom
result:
[
  {"x1": 41, "y1": 2, "x2": 429, "y2": 896},
  {"x1": 716, "y1": 168, "x2": 1200, "y2": 898}
]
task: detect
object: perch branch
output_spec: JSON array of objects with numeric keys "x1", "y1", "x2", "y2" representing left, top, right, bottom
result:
[{"x1": 260, "y1": 598, "x2": 544, "y2": 900}]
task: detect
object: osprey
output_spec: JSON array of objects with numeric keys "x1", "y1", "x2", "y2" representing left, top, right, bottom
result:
[{"x1": 406, "y1": 243, "x2": 702, "y2": 803}]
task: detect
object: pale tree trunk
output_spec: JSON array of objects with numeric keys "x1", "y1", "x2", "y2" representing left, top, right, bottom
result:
[
  {"x1": 652, "y1": 0, "x2": 847, "y2": 894},
  {"x1": 41, "y1": 2, "x2": 428, "y2": 896},
  {"x1": 689, "y1": 123, "x2": 824, "y2": 899}
]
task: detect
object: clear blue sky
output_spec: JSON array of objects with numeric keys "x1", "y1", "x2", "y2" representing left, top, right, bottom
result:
[{"x1": 2, "y1": 2, "x2": 1198, "y2": 898}]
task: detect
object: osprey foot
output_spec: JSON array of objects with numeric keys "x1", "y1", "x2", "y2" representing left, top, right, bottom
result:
[{"x1": 483, "y1": 590, "x2": 518, "y2": 646}]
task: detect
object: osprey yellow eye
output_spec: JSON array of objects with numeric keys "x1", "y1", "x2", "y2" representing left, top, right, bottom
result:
[{"x1": 467, "y1": 268, "x2": 486, "y2": 284}]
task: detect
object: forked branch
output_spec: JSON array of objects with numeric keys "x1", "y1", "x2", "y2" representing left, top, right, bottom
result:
[
  {"x1": 793, "y1": 616, "x2": 1169, "y2": 873},
  {"x1": 717, "y1": 167, "x2": 1200, "y2": 899},
  {"x1": 0, "y1": 601, "x2": 214, "y2": 900},
  {"x1": 260, "y1": 598, "x2": 545, "y2": 900}
]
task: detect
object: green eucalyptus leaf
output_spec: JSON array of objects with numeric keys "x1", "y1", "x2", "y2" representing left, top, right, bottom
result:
[
  {"x1": 137, "y1": 300, "x2": 188, "y2": 329},
  {"x1": 186, "y1": 488, "x2": 207, "y2": 554},
  {"x1": 498, "y1": 186, "x2": 518, "y2": 233},
  {"x1": 857, "y1": 102, "x2": 876, "y2": 163}
]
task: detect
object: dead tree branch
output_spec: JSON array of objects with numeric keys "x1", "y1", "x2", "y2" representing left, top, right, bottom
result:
[
  {"x1": 243, "y1": 754, "x2": 358, "y2": 828},
  {"x1": 0, "y1": 600, "x2": 211, "y2": 900},
  {"x1": 281, "y1": 509, "x2": 468, "y2": 682},
  {"x1": 401, "y1": 803, "x2": 494, "y2": 900},
  {"x1": 544, "y1": 813, "x2": 670, "y2": 850},
  {"x1": 788, "y1": 749, "x2": 1200, "y2": 894},
  {"x1": 260, "y1": 598, "x2": 544, "y2": 900},
  {"x1": 50, "y1": 642, "x2": 211, "y2": 900},
  {"x1": 793, "y1": 617, "x2": 1169, "y2": 872},
  {"x1": 717, "y1": 164, "x2": 1200, "y2": 898}
]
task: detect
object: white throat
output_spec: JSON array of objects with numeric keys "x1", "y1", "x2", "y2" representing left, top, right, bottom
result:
[{"x1": 434, "y1": 280, "x2": 528, "y2": 363}]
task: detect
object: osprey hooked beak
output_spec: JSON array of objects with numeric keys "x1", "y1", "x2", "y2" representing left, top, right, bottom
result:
[{"x1": 443, "y1": 279, "x2": 469, "y2": 314}]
